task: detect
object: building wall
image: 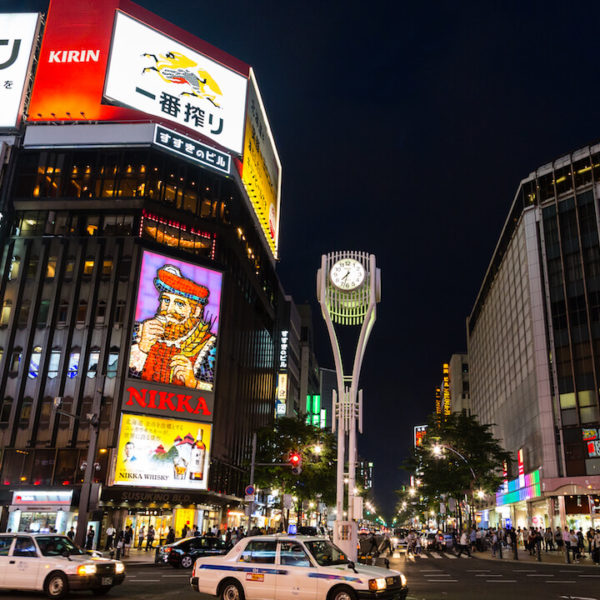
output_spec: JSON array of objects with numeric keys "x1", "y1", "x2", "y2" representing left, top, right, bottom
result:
[{"x1": 449, "y1": 353, "x2": 470, "y2": 414}]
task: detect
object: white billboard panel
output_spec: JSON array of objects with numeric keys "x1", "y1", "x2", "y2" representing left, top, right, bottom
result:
[
  {"x1": 0, "y1": 13, "x2": 39, "y2": 129},
  {"x1": 104, "y1": 11, "x2": 247, "y2": 155}
]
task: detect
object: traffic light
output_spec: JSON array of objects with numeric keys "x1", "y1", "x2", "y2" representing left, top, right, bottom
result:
[{"x1": 288, "y1": 451, "x2": 302, "y2": 474}]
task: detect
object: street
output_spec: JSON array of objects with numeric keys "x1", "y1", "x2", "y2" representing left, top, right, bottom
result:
[{"x1": 3, "y1": 554, "x2": 600, "y2": 600}]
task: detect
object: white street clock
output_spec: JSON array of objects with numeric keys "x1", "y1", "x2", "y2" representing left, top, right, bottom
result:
[{"x1": 329, "y1": 258, "x2": 366, "y2": 291}]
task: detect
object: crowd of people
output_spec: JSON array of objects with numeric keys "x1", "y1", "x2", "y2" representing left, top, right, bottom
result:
[{"x1": 397, "y1": 525, "x2": 600, "y2": 564}]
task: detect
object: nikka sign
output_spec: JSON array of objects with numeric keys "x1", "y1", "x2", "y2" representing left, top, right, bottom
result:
[{"x1": 122, "y1": 379, "x2": 214, "y2": 423}]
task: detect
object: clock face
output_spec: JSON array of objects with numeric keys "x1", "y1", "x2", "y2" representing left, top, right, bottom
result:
[{"x1": 330, "y1": 259, "x2": 366, "y2": 291}]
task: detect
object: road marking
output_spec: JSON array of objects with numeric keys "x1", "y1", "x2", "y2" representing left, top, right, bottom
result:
[
  {"x1": 514, "y1": 569, "x2": 537, "y2": 572},
  {"x1": 466, "y1": 569, "x2": 490, "y2": 572},
  {"x1": 578, "y1": 574, "x2": 600, "y2": 578},
  {"x1": 418, "y1": 569, "x2": 441, "y2": 572},
  {"x1": 476, "y1": 573, "x2": 503, "y2": 577},
  {"x1": 552, "y1": 581, "x2": 578, "y2": 584},
  {"x1": 527, "y1": 574, "x2": 553, "y2": 577},
  {"x1": 558, "y1": 595, "x2": 598, "y2": 599},
  {"x1": 426, "y1": 579, "x2": 457, "y2": 582},
  {"x1": 487, "y1": 580, "x2": 517, "y2": 583},
  {"x1": 162, "y1": 574, "x2": 190, "y2": 577},
  {"x1": 430, "y1": 552, "x2": 442, "y2": 558}
]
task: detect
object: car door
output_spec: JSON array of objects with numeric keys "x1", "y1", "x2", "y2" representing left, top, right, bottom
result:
[
  {"x1": 237, "y1": 539, "x2": 278, "y2": 600},
  {"x1": 5, "y1": 536, "x2": 40, "y2": 589},
  {"x1": 0, "y1": 536, "x2": 15, "y2": 587},
  {"x1": 276, "y1": 540, "x2": 318, "y2": 600}
]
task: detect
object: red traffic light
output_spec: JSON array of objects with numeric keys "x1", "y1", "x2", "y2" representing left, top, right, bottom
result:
[{"x1": 289, "y1": 451, "x2": 301, "y2": 466}]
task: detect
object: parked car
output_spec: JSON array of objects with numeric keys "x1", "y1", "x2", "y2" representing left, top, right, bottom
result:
[
  {"x1": 0, "y1": 533, "x2": 125, "y2": 599},
  {"x1": 191, "y1": 534, "x2": 408, "y2": 600},
  {"x1": 155, "y1": 535, "x2": 231, "y2": 568}
]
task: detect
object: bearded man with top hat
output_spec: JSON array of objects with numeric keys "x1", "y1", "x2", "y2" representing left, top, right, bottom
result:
[{"x1": 129, "y1": 264, "x2": 216, "y2": 389}]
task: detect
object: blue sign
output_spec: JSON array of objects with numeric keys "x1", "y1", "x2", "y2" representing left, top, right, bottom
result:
[
  {"x1": 287, "y1": 524, "x2": 297, "y2": 535},
  {"x1": 153, "y1": 125, "x2": 231, "y2": 175}
]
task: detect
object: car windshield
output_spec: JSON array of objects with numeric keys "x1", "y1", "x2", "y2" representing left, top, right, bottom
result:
[
  {"x1": 305, "y1": 540, "x2": 349, "y2": 566},
  {"x1": 36, "y1": 536, "x2": 84, "y2": 557}
]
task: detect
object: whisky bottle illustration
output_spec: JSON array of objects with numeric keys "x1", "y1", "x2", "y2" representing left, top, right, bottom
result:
[{"x1": 189, "y1": 429, "x2": 206, "y2": 481}]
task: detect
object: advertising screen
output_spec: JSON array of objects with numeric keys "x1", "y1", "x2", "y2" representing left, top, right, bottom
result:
[
  {"x1": 105, "y1": 12, "x2": 247, "y2": 155},
  {"x1": 129, "y1": 249, "x2": 222, "y2": 392},
  {"x1": 414, "y1": 425, "x2": 427, "y2": 448},
  {"x1": 241, "y1": 70, "x2": 282, "y2": 258},
  {"x1": 0, "y1": 13, "x2": 40, "y2": 129},
  {"x1": 113, "y1": 413, "x2": 211, "y2": 490}
]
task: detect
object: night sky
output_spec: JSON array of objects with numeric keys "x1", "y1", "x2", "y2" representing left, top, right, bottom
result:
[{"x1": 8, "y1": 0, "x2": 600, "y2": 519}]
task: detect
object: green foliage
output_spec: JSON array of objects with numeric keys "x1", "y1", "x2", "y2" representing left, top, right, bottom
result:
[
  {"x1": 253, "y1": 416, "x2": 336, "y2": 506},
  {"x1": 397, "y1": 410, "x2": 513, "y2": 520}
]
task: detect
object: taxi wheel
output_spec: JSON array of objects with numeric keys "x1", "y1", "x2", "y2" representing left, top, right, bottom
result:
[
  {"x1": 44, "y1": 572, "x2": 68, "y2": 599},
  {"x1": 181, "y1": 554, "x2": 194, "y2": 569},
  {"x1": 329, "y1": 585, "x2": 357, "y2": 600},
  {"x1": 220, "y1": 579, "x2": 245, "y2": 600}
]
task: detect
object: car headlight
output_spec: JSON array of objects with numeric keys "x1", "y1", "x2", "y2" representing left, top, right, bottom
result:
[
  {"x1": 400, "y1": 574, "x2": 407, "y2": 587},
  {"x1": 77, "y1": 564, "x2": 97, "y2": 576},
  {"x1": 368, "y1": 578, "x2": 387, "y2": 591},
  {"x1": 115, "y1": 562, "x2": 125, "y2": 574}
]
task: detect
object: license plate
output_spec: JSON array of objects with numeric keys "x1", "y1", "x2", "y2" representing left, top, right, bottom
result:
[{"x1": 101, "y1": 577, "x2": 113, "y2": 586}]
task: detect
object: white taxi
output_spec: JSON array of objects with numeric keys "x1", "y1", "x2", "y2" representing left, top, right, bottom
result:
[
  {"x1": 190, "y1": 534, "x2": 408, "y2": 600},
  {"x1": 0, "y1": 533, "x2": 125, "y2": 598}
]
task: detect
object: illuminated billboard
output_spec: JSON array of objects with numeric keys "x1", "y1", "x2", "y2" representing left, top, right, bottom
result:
[
  {"x1": 105, "y1": 12, "x2": 247, "y2": 155},
  {"x1": 414, "y1": 425, "x2": 427, "y2": 447},
  {"x1": 113, "y1": 413, "x2": 211, "y2": 490},
  {"x1": 129, "y1": 249, "x2": 222, "y2": 393},
  {"x1": 240, "y1": 70, "x2": 282, "y2": 258},
  {"x1": 0, "y1": 13, "x2": 40, "y2": 129}
]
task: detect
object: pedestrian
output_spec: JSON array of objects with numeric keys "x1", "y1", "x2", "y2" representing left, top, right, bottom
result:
[
  {"x1": 593, "y1": 529, "x2": 600, "y2": 565},
  {"x1": 146, "y1": 525, "x2": 155, "y2": 551},
  {"x1": 587, "y1": 527, "x2": 594, "y2": 555},
  {"x1": 123, "y1": 526, "x2": 132, "y2": 557},
  {"x1": 116, "y1": 530, "x2": 124, "y2": 559},
  {"x1": 491, "y1": 530, "x2": 498, "y2": 557},
  {"x1": 193, "y1": 525, "x2": 200, "y2": 537},
  {"x1": 85, "y1": 526, "x2": 94, "y2": 550},
  {"x1": 577, "y1": 528, "x2": 585, "y2": 559},
  {"x1": 105, "y1": 524, "x2": 116, "y2": 550},
  {"x1": 555, "y1": 527, "x2": 563, "y2": 550},
  {"x1": 137, "y1": 525, "x2": 145, "y2": 549},
  {"x1": 67, "y1": 526, "x2": 75, "y2": 541},
  {"x1": 456, "y1": 530, "x2": 471, "y2": 557},
  {"x1": 368, "y1": 531, "x2": 381, "y2": 556},
  {"x1": 166, "y1": 527, "x2": 175, "y2": 545},
  {"x1": 469, "y1": 528, "x2": 477, "y2": 553},
  {"x1": 572, "y1": 529, "x2": 581, "y2": 562},
  {"x1": 544, "y1": 527, "x2": 553, "y2": 552},
  {"x1": 182, "y1": 523, "x2": 189, "y2": 539}
]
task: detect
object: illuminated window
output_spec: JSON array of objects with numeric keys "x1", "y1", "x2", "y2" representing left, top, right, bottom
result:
[
  {"x1": 64, "y1": 258, "x2": 75, "y2": 279},
  {"x1": 107, "y1": 347, "x2": 119, "y2": 378},
  {"x1": 28, "y1": 346, "x2": 42, "y2": 379},
  {"x1": 48, "y1": 349, "x2": 61, "y2": 378},
  {"x1": 67, "y1": 352, "x2": 79, "y2": 379},
  {"x1": 0, "y1": 301, "x2": 10, "y2": 326},
  {"x1": 87, "y1": 349, "x2": 100, "y2": 378},
  {"x1": 86, "y1": 216, "x2": 99, "y2": 236},
  {"x1": 83, "y1": 260, "x2": 94, "y2": 276},
  {"x1": 10, "y1": 349, "x2": 21, "y2": 373},
  {"x1": 102, "y1": 260, "x2": 113, "y2": 276},
  {"x1": 46, "y1": 257, "x2": 57, "y2": 279},
  {"x1": 8, "y1": 256, "x2": 20, "y2": 280}
]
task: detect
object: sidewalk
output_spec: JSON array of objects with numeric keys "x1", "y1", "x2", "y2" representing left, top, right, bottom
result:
[
  {"x1": 105, "y1": 546, "x2": 160, "y2": 565},
  {"x1": 474, "y1": 546, "x2": 600, "y2": 567}
]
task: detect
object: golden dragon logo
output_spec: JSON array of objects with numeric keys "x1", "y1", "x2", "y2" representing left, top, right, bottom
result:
[{"x1": 142, "y1": 51, "x2": 222, "y2": 108}]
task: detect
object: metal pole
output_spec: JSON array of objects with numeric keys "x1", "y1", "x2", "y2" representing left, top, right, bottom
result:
[
  {"x1": 247, "y1": 432, "x2": 257, "y2": 535},
  {"x1": 335, "y1": 390, "x2": 345, "y2": 526},
  {"x1": 347, "y1": 386, "x2": 356, "y2": 523}
]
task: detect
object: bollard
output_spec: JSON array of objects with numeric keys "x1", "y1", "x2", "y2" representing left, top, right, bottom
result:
[
  {"x1": 498, "y1": 542, "x2": 503, "y2": 559},
  {"x1": 565, "y1": 545, "x2": 571, "y2": 564},
  {"x1": 537, "y1": 543, "x2": 541, "y2": 562}
]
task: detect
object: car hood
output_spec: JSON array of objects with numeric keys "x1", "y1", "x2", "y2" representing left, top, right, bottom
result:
[
  {"x1": 328, "y1": 564, "x2": 402, "y2": 579},
  {"x1": 55, "y1": 554, "x2": 116, "y2": 565}
]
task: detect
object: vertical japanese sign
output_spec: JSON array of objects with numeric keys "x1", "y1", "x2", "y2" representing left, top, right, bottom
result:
[
  {"x1": 414, "y1": 425, "x2": 427, "y2": 448},
  {"x1": 0, "y1": 13, "x2": 40, "y2": 129},
  {"x1": 241, "y1": 70, "x2": 282, "y2": 258},
  {"x1": 104, "y1": 11, "x2": 247, "y2": 155}
]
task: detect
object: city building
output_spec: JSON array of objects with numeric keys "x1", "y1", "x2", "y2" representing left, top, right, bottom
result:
[
  {"x1": 467, "y1": 142, "x2": 600, "y2": 530},
  {"x1": 449, "y1": 353, "x2": 470, "y2": 414},
  {"x1": 0, "y1": 0, "x2": 288, "y2": 546}
]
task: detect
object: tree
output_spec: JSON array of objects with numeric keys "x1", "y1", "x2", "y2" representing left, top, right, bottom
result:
[
  {"x1": 253, "y1": 416, "x2": 336, "y2": 528},
  {"x1": 399, "y1": 410, "x2": 513, "y2": 530}
]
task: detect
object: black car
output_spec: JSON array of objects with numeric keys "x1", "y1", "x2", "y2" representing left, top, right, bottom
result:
[{"x1": 155, "y1": 536, "x2": 231, "y2": 568}]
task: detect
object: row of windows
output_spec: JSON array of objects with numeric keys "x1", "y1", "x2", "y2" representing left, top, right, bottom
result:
[
  {"x1": 0, "y1": 347, "x2": 119, "y2": 382},
  {"x1": 14, "y1": 211, "x2": 135, "y2": 238}
]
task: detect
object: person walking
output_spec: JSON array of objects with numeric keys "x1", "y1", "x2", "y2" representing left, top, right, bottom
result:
[
  {"x1": 123, "y1": 526, "x2": 132, "y2": 558},
  {"x1": 456, "y1": 530, "x2": 471, "y2": 557},
  {"x1": 592, "y1": 529, "x2": 600, "y2": 565},
  {"x1": 166, "y1": 527, "x2": 175, "y2": 545},
  {"x1": 544, "y1": 527, "x2": 553, "y2": 551},
  {"x1": 67, "y1": 526, "x2": 75, "y2": 541},
  {"x1": 182, "y1": 523, "x2": 189, "y2": 539},
  {"x1": 85, "y1": 526, "x2": 95, "y2": 550},
  {"x1": 146, "y1": 525, "x2": 155, "y2": 551}
]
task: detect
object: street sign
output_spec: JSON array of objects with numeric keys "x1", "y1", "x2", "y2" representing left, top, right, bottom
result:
[
  {"x1": 245, "y1": 484, "x2": 255, "y2": 496},
  {"x1": 245, "y1": 494, "x2": 255, "y2": 502}
]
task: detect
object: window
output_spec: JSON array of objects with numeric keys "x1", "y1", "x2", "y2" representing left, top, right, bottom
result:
[
  {"x1": 118, "y1": 257, "x2": 131, "y2": 280},
  {"x1": 48, "y1": 349, "x2": 61, "y2": 378},
  {"x1": 86, "y1": 216, "x2": 99, "y2": 236},
  {"x1": 67, "y1": 352, "x2": 80, "y2": 379},
  {"x1": 10, "y1": 349, "x2": 21, "y2": 373},
  {"x1": 238, "y1": 540, "x2": 276, "y2": 564},
  {"x1": 57, "y1": 299, "x2": 69, "y2": 324},
  {"x1": 37, "y1": 299, "x2": 50, "y2": 327},
  {"x1": 83, "y1": 259, "x2": 94, "y2": 276},
  {"x1": 39, "y1": 398, "x2": 52, "y2": 426},
  {"x1": 107, "y1": 348, "x2": 119, "y2": 378},
  {"x1": 20, "y1": 398, "x2": 33, "y2": 424},
  {"x1": 64, "y1": 258, "x2": 75, "y2": 279},
  {"x1": 26, "y1": 256, "x2": 38, "y2": 279},
  {"x1": 46, "y1": 257, "x2": 57, "y2": 279},
  {"x1": 96, "y1": 301, "x2": 107, "y2": 325},
  {"x1": 279, "y1": 541, "x2": 311, "y2": 567},
  {"x1": 13, "y1": 537, "x2": 36, "y2": 557},
  {"x1": 87, "y1": 349, "x2": 100, "y2": 378},
  {"x1": 18, "y1": 301, "x2": 30, "y2": 326},
  {"x1": 0, "y1": 301, "x2": 10, "y2": 326},
  {"x1": 0, "y1": 397, "x2": 12, "y2": 422},
  {"x1": 8, "y1": 256, "x2": 20, "y2": 280},
  {"x1": 0, "y1": 536, "x2": 12, "y2": 556},
  {"x1": 28, "y1": 346, "x2": 42, "y2": 379},
  {"x1": 102, "y1": 259, "x2": 113, "y2": 276},
  {"x1": 114, "y1": 300, "x2": 126, "y2": 324},
  {"x1": 76, "y1": 300, "x2": 87, "y2": 324}
]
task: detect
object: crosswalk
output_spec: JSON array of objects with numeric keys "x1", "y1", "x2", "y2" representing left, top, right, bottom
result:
[{"x1": 393, "y1": 550, "x2": 472, "y2": 560}]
